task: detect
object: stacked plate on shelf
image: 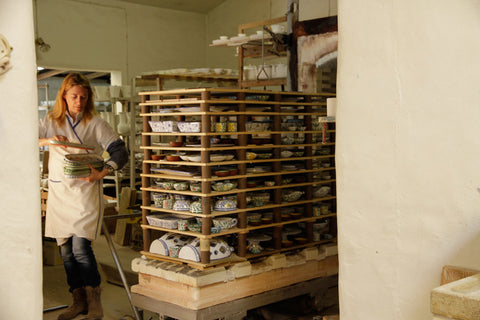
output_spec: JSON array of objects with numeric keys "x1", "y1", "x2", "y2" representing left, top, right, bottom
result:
[{"x1": 64, "y1": 153, "x2": 104, "y2": 178}]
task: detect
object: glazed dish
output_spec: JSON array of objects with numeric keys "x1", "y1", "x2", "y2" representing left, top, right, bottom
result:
[
  {"x1": 64, "y1": 153, "x2": 104, "y2": 178},
  {"x1": 50, "y1": 140, "x2": 94, "y2": 150}
]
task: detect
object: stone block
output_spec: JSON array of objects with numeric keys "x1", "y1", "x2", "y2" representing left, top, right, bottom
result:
[
  {"x1": 301, "y1": 247, "x2": 319, "y2": 260},
  {"x1": 265, "y1": 254, "x2": 286, "y2": 269},
  {"x1": 317, "y1": 246, "x2": 327, "y2": 261},
  {"x1": 322, "y1": 243, "x2": 338, "y2": 257},
  {"x1": 431, "y1": 273, "x2": 480, "y2": 320},
  {"x1": 228, "y1": 261, "x2": 252, "y2": 278},
  {"x1": 286, "y1": 253, "x2": 306, "y2": 268},
  {"x1": 251, "y1": 260, "x2": 272, "y2": 275}
]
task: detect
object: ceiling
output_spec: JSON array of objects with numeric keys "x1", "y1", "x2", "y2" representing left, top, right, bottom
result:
[{"x1": 119, "y1": 0, "x2": 226, "y2": 13}]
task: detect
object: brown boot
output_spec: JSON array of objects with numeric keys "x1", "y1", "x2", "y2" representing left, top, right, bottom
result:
[
  {"x1": 84, "y1": 286, "x2": 103, "y2": 319},
  {"x1": 57, "y1": 287, "x2": 88, "y2": 320}
]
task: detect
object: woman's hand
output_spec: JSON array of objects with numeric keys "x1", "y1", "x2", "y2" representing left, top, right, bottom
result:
[{"x1": 78, "y1": 164, "x2": 109, "y2": 183}]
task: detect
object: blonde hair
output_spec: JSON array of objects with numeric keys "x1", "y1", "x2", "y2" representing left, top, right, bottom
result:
[{"x1": 49, "y1": 73, "x2": 97, "y2": 127}]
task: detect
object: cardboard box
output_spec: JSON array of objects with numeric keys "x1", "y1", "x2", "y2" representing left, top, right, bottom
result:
[{"x1": 43, "y1": 239, "x2": 63, "y2": 266}]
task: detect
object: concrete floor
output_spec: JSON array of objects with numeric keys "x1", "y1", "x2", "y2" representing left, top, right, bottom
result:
[{"x1": 42, "y1": 235, "x2": 142, "y2": 320}]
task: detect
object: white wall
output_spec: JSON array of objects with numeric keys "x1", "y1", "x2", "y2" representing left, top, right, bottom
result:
[
  {"x1": 337, "y1": 0, "x2": 480, "y2": 319},
  {"x1": 0, "y1": 1, "x2": 43, "y2": 319},
  {"x1": 35, "y1": 0, "x2": 207, "y2": 83}
]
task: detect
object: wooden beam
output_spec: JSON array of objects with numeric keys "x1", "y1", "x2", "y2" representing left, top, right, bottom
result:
[
  {"x1": 37, "y1": 69, "x2": 68, "y2": 81},
  {"x1": 85, "y1": 72, "x2": 109, "y2": 80}
]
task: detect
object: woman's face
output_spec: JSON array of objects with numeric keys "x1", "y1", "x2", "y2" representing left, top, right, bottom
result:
[{"x1": 63, "y1": 85, "x2": 88, "y2": 118}]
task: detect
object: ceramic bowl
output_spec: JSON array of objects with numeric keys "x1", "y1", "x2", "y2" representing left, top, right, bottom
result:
[
  {"x1": 148, "y1": 121, "x2": 178, "y2": 133},
  {"x1": 169, "y1": 141, "x2": 183, "y2": 147},
  {"x1": 282, "y1": 240, "x2": 293, "y2": 248},
  {"x1": 173, "y1": 199, "x2": 190, "y2": 211},
  {"x1": 229, "y1": 169, "x2": 239, "y2": 176},
  {"x1": 256, "y1": 153, "x2": 272, "y2": 159},
  {"x1": 211, "y1": 226, "x2": 222, "y2": 234},
  {"x1": 189, "y1": 200, "x2": 202, "y2": 213},
  {"x1": 177, "y1": 121, "x2": 200, "y2": 133},
  {"x1": 246, "y1": 152, "x2": 257, "y2": 160},
  {"x1": 223, "y1": 154, "x2": 235, "y2": 161},
  {"x1": 264, "y1": 181, "x2": 275, "y2": 187},
  {"x1": 152, "y1": 193, "x2": 167, "y2": 208},
  {"x1": 314, "y1": 186, "x2": 331, "y2": 197},
  {"x1": 214, "y1": 170, "x2": 230, "y2": 177},
  {"x1": 162, "y1": 181, "x2": 175, "y2": 190},
  {"x1": 251, "y1": 192, "x2": 270, "y2": 203},
  {"x1": 187, "y1": 155, "x2": 202, "y2": 162},
  {"x1": 251, "y1": 199, "x2": 264, "y2": 207},
  {"x1": 247, "y1": 181, "x2": 257, "y2": 188},
  {"x1": 168, "y1": 245, "x2": 181, "y2": 258},
  {"x1": 214, "y1": 198, "x2": 237, "y2": 211},
  {"x1": 173, "y1": 182, "x2": 189, "y2": 191},
  {"x1": 313, "y1": 221, "x2": 329, "y2": 231},
  {"x1": 190, "y1": 183, "x2": 201, "y2": 192},
  {"x1": 249, "y1": 219, "x2": 262, "y2": 226},
  {"x1": 281, "y1": 150, "x2": 293, "y2": 158},
  {"x1": 247, "y1": 213, "x2": 262, "y2": 222},
  {"x1": 282, "y1": 190, "x2": 304, "y2": 202},
  {"x1": 213, "y1": 217, "x2": 238, "y2": 230},
  {"x1": 166, "y1": 155, "x2": 180, "y2": 161},
  {"x1": 294, "y1": 237, "x2": 308, "y2": 245},
  {"x1": 212, "y1": 181, "x2": 237, "y2": 192},
  {"x1": 281, "y1": 136, "x2": 295, "y2": 145},
  {"x1": 261, "y1": 217, "x2": 273, "y2": 225},
  {"x1": 210, "y1": 154, "x2": 227, "y2": 162},
  {"x1": 187, "y1": 223, "x2": 201, "y2": 233},
  {"x1": 246, "y1": 121, "x2": 270, "y2": 132},
  {"x1": 151, "y1": 154, "x2": 165, "y2": 161}
]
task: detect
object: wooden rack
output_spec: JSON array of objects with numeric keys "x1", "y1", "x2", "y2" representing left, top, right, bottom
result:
[{"x1": 139, "y1": 87, "x2": 336, "y2": 269}]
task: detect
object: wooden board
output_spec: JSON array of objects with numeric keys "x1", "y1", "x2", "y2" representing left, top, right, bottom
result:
[
  {"x1": 132, "y1": 255, "x2": 338, "y2": 310},
  {"x1": 132, "y1": 275, "x2": 337, "y2": 320},
  {"x1": 441, "y1": 265, "x2": 479, "y2": 285}
]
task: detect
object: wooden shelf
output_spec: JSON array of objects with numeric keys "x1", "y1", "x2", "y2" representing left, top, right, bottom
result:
[{"x1": 140, "y1": 88, "x2": 336, "y2": 269}]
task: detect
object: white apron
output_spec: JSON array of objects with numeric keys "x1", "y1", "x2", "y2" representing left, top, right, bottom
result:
[{"x1": 39, "y1": 114, "x2": 119, "y2": 245}]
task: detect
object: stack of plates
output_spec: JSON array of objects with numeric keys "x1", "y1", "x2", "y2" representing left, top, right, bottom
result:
[{"x1": 64, "y1": 153, "x2": 104, "y2": 178}]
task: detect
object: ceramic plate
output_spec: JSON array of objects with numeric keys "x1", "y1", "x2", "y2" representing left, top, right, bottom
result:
[
  {"x1": 149, "y1": 239, "x2": 169, "y2": 256},
  {"x1": 50, "y1": 140, "x2": 94, "y2": 150}
]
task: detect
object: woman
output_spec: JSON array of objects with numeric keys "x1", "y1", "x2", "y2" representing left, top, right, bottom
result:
[{"x1": 39, "y1": 73, "x2": 128, "y2": 320}]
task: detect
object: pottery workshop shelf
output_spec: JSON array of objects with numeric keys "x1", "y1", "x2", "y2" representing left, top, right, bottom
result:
[{"x1": 139, "y1": 87, "x2": 336, "y2": 269}]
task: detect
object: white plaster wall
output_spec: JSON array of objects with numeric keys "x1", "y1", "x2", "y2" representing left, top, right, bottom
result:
[
  {"x1": 337, "y1": 0, "x2": 480, "y2": 319},
  {"x1": 35, "y1": 0, "x2": 207, "y2": 82},
  {"x1": 0, "y1": 1, "x2": 43, "y2": 319}
]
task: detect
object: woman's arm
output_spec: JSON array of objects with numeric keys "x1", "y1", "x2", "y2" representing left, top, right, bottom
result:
[{"x1": 79, "y1": 139, "x2": 128, "y2": 183}]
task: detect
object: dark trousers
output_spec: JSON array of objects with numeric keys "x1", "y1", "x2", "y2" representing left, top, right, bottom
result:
[{"x1": 59, "y1": 235, "x2": 101, "y2": 292}]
